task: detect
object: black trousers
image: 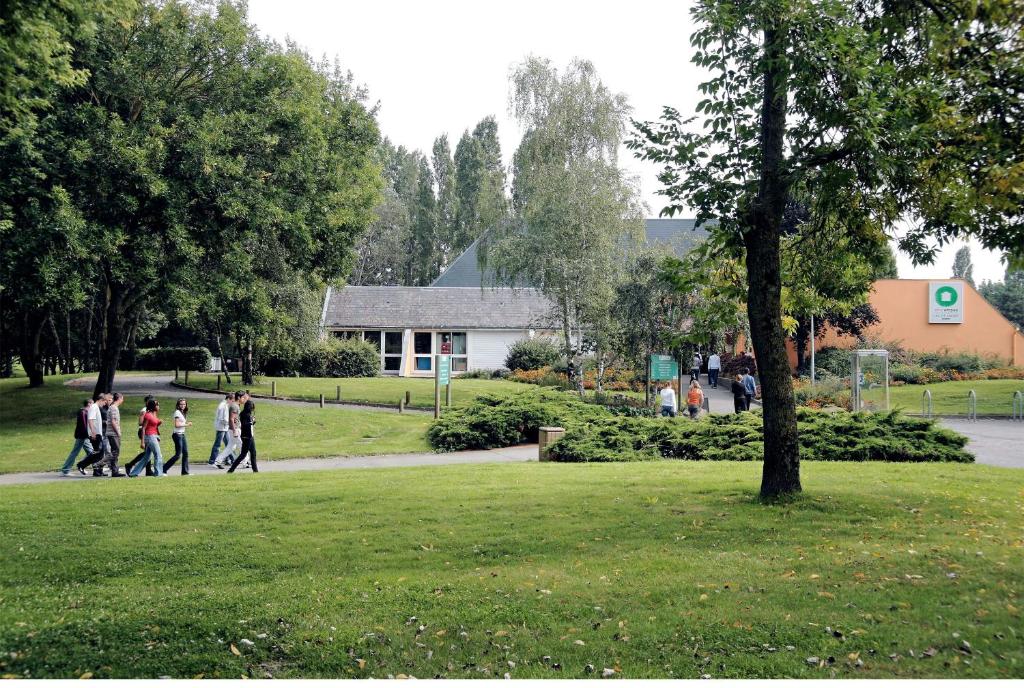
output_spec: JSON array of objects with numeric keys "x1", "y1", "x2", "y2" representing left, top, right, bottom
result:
[
  {"x1": 100, "y1": 434, "x2": 121, "y2": 475},
  {"x1": 227, "y1": 437, "x2": 258, "y2": 473},
  {"x1": 744, "y1": 394, "x2": 753, "y2": 410},
  {"x1": 734, "y1": 396, "x2": 746, "y2": 413},
  {"x1": 78, "y1": 435, "x2": 105, "y2": 471},
  {"x1": 163, "y1": 434, "x2": 189, "y2": 474}
]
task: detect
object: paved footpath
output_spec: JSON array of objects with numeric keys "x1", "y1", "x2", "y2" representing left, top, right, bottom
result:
[{"x1": 0, "y1": 445, "x2": 538, "y2": 487}]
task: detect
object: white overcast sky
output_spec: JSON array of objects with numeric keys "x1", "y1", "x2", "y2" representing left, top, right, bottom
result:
[{"x1": 247, "y1": 0, "x2": 1009, "y2": 285}]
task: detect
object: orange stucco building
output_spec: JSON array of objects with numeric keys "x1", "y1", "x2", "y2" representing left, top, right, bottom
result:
[{"x1": 793, "y1": 279, "x2": 1024, "y2": 368}]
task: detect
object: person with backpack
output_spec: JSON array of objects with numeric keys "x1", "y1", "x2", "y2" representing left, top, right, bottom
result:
[
  {"x1": 208, "y1": 393, "x2": 232, "y2": 464},
  {"x1": 60, "y1": 399, "x2": 95, "y2": 475},
  {"x1": 227, "y1": 391, "x2": 258, "y2": 473},
  {"x1": 163, "y1": 398, "x2": 193, "y2": 475}
]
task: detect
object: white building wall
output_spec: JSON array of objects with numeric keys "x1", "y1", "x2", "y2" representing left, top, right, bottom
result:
[{"x1": 469, "y1": 330, "x2": 530, "y2": 370}]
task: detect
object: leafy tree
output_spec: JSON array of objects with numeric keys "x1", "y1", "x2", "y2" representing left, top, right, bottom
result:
[
  {"x1": 979, "y1": 267, "x2": 1024, "y2": 331},
  {"x1": 952, "y1": 246, "x2": 975, "y2": 286},
  {"x1": 410, "y1": 156, "x2": 438, "y2": 285},
  {"x1": 453, "y1": 116, "x2": 507, "y2": 256},
  {"x1": 632, "y1": 0, "x2": 1023, "y2": 497},
  {"x1": 432, "y1": 135, "x2": 458, "y2": 272},
  {"x1": 482, "y1": 57, "x2": 645, "y2": 394}
]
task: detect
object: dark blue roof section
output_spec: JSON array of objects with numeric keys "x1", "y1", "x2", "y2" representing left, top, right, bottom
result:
[{"x1": 431, "y1": 218, "x2": 710, "y2": 288}]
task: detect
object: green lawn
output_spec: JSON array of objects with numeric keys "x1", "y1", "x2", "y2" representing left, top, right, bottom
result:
[
  {"x1": 185, "y1": 372, "x2": 531, "y2": 409},
  {"x1": 0, "y1": 376, "x2": 431, "y2": 474},
  {"x1": 890, "y1": 379, "x2": 1024, "y2": 417},
  {"x1": 0, "y1": 461, "x2": 1021, "y2": 678}
]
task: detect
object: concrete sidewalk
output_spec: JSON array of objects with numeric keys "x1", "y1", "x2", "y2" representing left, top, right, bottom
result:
[{"x1": 0, "y1": 445, "x2": 538, "y2": 487}]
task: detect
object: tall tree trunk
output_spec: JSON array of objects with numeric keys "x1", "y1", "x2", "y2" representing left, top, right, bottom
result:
[
  {"x1": 48, "y1": 315, "x2": 69, "y2": 374},
  {"x1": 20, "y1": 310, "x2": 47, "y2": 387},
  {"x1": 214, "y1": 325, "x2": 232, "y2": 384},
  {"x1": 93, "y1": 285, "x2": 127, "y2": 396},
  {"x1": 241, "y1": 339, "x2": 254, "y2": 385},
  {"x1": 748, "y1": 18, "x2": 800, "y2": 499},
  {"x1": 65, "y1": 311, "x2": 74, "y2": 373}
]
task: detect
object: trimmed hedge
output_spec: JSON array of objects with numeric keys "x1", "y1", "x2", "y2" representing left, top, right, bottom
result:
[
  {"x1": 505, "y1": 338, "x2": 561, "y2": 372},
  {"x1": 135, "y1": 347, "x2": 211, "y2": 371},
  {"x1": 427, "y1": 388, "x2": 973, "y2": 463},
  {"x1": 298, "y1": 338, "x2": 379, "y2": 378}
]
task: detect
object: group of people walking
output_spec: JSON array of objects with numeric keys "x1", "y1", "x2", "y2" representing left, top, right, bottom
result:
[
  {"x1": 61, "y1": 390, "x2": 258, "y2": 477},
  {"x1": 657, "y1": 351, "x2": 760, "y2": 418}
]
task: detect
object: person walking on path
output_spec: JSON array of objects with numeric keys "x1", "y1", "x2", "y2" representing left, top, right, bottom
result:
[
  {"x1": 163, "y1": 398, "x2": 193, "y2": 475},
  {"x1": 690, "y1": 352, "x2": 702, "y2": 383},
  {"x1": 61, "y1": 399, "x2": 95, "y2": 475},
  {"x1": 98, "y1": 392, "x2": 125, "y2": 477},
  {"x1": 228, "y1": 391, "x2": 258, "y2": 473},
  {"x1": 707, "y1": 352, "x2": 721, "y2": 389},
  {"x1": 741, "y1": 368, "x2": 757, "y2": 410},
  {"x1": 124, "y1": 396, "x2": 156, "y2": 476},
  {"x1": 129, "y1": 399, "x2": 164, "y2": 477},
  {"x1": 730, "y1": 374, "x2": 748, "y2": 413},
  {"x1": 208, "y1": 393, "x2": 232, "y2": 464},
  {"x1": 686, "y1": 380, "x2": 705, "y2": 419},
  {"x1": 658, "y1": 383, "x2": 678, "y2": 418},
  {"x1": 214, "y1": 392, "x2": 242, "y2": 469},
  {"x1": 76, "y1": 394, "x2": 108, "y2": 475}
]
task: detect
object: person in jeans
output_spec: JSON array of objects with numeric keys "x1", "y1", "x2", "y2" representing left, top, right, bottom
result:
[
  {"x1": 686, "y1": 380, "x2": 704, "y2": 419},
  {"x1": 707, "y1": 352, "x2": 721, "y2": 388},
  {"x1": 214, "y1": 392, "x2": 242, "y2": 468},
  {"x1": 163, "y1": 398, "x2": 193, "y2": 475},
  {"x1": 658, "y1": 383, "x2": 677, "y2": 418},
  {"x1": 124, "y1": 396, "x2": 156, "y2": 476},
  {"x1": 100, "y1": 392, "x2": 125, "y2": 477},
  {"x1": 228, "y1": 391, "x2": 258, "y2": 473},
  {"x1": 690, "y1": 352, "x2": 702, "y2": 383},
  {"x1": 730, "y1": 375, "x2": 748, "y2": 413},
  {"x1": 76, "y1": 394, "x2": 107, "y2": 475},
  {"x1": 208, "y1": 393, "x2": 232, "y2": 464},
  {"x1": 61, "y1": 399, "x2": 94, "y2": 475},
  {"x1": 741, "y1": 367, "x2": 757, "y2": 410},
  {"x1": 129, "y1": 399, "x2": 164, "y2": 477}
]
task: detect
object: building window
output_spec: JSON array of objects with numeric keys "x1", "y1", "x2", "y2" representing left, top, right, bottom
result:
[
  {"x1": 332, "y1": 330, "x2": 358, "y2": 339},
  {"x1": 383, "y1": 331, "x2": 402, "y2": 373},
  {"x1": 436, "y1": 332, "x2": 468, "y2": 372},
  {"x1": 414, "y1": 332, "x2": 432, "y2": 371},
  {"x1": 363, "y1": 331, "x2": 381, "y2": 349}
]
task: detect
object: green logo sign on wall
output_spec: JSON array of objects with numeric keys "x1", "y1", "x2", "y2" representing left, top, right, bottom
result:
[
  {"x1": 650, "y1": 354, "x2": 678, "y2": 381},
  {"x1": 928, "y1": 281, "x2": 964, "y2": 324}
]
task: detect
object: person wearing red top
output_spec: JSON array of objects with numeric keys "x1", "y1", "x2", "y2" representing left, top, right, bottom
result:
[{"x1": 129, "y1": 399, "x2": 164, "y2": 477}]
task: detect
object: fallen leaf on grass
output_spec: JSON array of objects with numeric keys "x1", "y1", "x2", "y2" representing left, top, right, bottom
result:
[
  {"x1": 356, "y1": 659, "x2": 366, "y2": 670},
  {"x1": 230, "y1": 644, "x2": 241, "y2": 656},
  {"x1": 79, "y1": 672, "x2": 93, "y2": 679}
]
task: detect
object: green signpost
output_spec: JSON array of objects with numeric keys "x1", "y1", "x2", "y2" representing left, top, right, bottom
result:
[
  {"x1": 650, "y1": 354, "x2": 678, "y2": 381},
  {"x1": 434, "y1": 354, "x2": 451, "y2": 418},
  {"x1": 438, "y1": 355, "x2": 450, "y2": 385}
]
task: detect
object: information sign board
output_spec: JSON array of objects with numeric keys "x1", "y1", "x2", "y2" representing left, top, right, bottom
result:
[{"x1": 650, "y1": 354, "x2": 678, "y2": 381}]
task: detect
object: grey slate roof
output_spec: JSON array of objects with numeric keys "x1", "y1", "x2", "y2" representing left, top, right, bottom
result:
[
  {"x1": 431, "y1": 218, "x2": 711, "y2": 288},
  {"x1": 323, "y1": 286, "x2": 557, "y2": 330}
]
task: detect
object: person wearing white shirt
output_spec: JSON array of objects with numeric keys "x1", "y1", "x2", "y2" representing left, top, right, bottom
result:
[
  {"x1": 208, "y1": 393, "x2": 232, "y2": 465},
  {"x1": 164, "y1": 398, "x2": 193, "y2": 475},
  {"x1": 658, "y1": 383, "x2": 678, "y2": 418},
  {"x1": 707, "y1": 353, "x2": 722, "y2": 388}
]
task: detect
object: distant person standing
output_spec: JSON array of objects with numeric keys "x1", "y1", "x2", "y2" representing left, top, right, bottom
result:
[
  {"x1": 60, "y1": 399, "x2": 94, "y2": 475},
  {"x1": 208, "y1": 393, "x2": 232, "y2": 464},
  {"x1": 658, "y1": 383, "x2": 677, "y2": 418},
  {"x1": 686, "y1": 380, "x2": 704, "y2": 419},
  {"x1": 741, "y1": 368, "x2": 757, "y2": 410},
  {"x1": 129, "y1": 399, "x2": 164, "y2": 477},
  {"x1": 214, "y1": 392, "x2": 242, "y2": 469},
  {"x1": 707, "y1": 352, "x2": 721, "y2": 388},
  {"x1": 163, "y1": 398, "x2": 193, "y2": 475},
  {"x1": 730, "y1": 374, "x2": 747, "y2": 413},
  {"x1": 100, "y1": 393, "x2": 125, "y2": 477},
  {"x1": 228, "y1": 391, "x2": 258, "y2": 473}
]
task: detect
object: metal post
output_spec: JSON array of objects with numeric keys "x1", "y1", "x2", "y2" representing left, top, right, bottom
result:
[
  {"x1": 922, "y1": 389, "x2": 932, "y2": 418},
  {"x1": 1013, "y1": 390, "x2": 1023, "y2": 422},
  {"x1": 319, "y1": 393, "x2": 324, "y2": 408},
  {"x1": 810, "y1": 314, "x2": 816, "y2": 385},
  {"x1": 336, "y1": 385, "x2": 341, "y2": 401},
  {"x1": 271, "y1": 380, "x2": 276, "y2": 397},
  {"x1": 967, "y1": 389, "x2": 977, "y2": 422}
]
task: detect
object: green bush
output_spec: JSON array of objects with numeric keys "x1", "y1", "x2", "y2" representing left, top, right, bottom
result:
[
  {"x1": 135, "y1": 346, "x2": 211, "y2": 371},
  {"x1": 505, "y1": 338, "x2": 562, "y2": 372},
  {"x1": 298, "y1": 338, "x2": 379, "y2": 378},
  {"x1": 916, "y1": 350, "x2": 1003, "y2": 374},
  {"x1": 810, "y1": 347, "x2": 852, "y2": 378}
]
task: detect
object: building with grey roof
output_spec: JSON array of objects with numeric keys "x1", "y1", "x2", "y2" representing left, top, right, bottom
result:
[{"x1": 321, "y1": 218, "x2": 708, "y2": 376}]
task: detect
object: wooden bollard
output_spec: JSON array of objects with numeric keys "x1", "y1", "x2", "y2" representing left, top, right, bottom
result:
[
  {"x1": 405, "y1": 390, "x2": 411, "y2": 406},
  {"x1": 271, "y1": 380, "x2": 277, "y2": 397},
  {"x1": 174, "y1": 368, "x2": 179, "y2": 380},
  {"x1": 217, "y1": 374, "x2": 222, "y2": 390},
  {"x1": 398, "y1": 398, "x2": 405, "y2": 413},
  {"x1": 184, "y1": 370, "x2": 189, "y2": 385},
  {"x1": 538, "y1": 426, "x2": 565, "y2": 462},
  {"x1": 336, "y1": 385, "x2": 341, "y2": 401},
  {"x1": 319, "y1": 393, "x2": 324, "y2": 408}
]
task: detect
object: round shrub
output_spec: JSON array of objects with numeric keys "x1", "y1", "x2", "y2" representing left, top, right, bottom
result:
[
  {"x1": 299, "y1": 338, "x2": 379, "y2": 378},
  {"x1": 505, "y1": 337, "x2": 561, "y2": 372}
]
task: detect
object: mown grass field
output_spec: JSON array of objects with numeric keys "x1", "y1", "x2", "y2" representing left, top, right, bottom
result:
[
  {"x1": 0, "y1": 461, "x2": 1021, "y2": 679},
  {"x1": 890, "y1": 379, "x2": 1024, "y2": 417},
  {"x1": 185, "y1": 372, "x2": 530, "y2": 409},
  {"x1": 0, "y1": 376, "x2": 431, "y2": 474}
]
